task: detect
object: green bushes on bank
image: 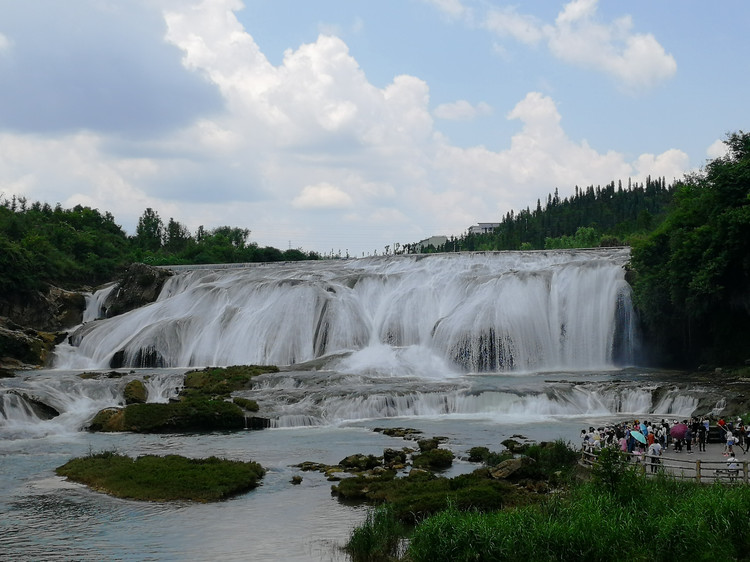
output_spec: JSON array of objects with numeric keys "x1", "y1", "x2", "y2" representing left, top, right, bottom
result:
[
  {"x1": 56, "y1": 451, "x2": 265, "y2": 502},
  {"x1": 346, "y1": 441, "x2": 750, "y2": 562}
]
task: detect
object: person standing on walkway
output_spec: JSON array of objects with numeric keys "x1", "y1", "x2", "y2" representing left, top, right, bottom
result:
[
  {"x1": 685, "y1": 426, "x2": 693, "y2": 454},
  {"x1": 725, "y1": 430, "x2": 735, "y2": 456},
  {"x1": 647, "y1": 440, "x2": 662, "y2": 473},
  {"x1": 697, "y1": 422, "x2": 707, "y2": 452},
  {"x1": 727, "y1": 452, "x2": 740, "y2": 481}
]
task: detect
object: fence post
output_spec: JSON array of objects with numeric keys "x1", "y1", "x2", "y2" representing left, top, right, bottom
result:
[
  {"x1": 744, "y1": 461, "x2": 748, "y2": 484},
  {"x1": 696, "y1": 459, "x2": 701, "y2": 483}
]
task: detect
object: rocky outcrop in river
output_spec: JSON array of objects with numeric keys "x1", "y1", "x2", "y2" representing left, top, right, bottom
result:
[{"x1": 0, "y1": 263, "x2": 171, "y2": 369}]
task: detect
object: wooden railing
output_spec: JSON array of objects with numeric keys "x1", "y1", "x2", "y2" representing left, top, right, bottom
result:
[{"x1": 580, "y1": 449, "x2": 749, "y2": 484}]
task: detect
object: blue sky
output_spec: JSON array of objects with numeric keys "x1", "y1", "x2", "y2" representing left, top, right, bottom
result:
[{"x1": 0, "y1": 0, "x2": 747, "y2": 256}]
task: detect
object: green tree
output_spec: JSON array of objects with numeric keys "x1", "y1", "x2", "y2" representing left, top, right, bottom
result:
[
  {"x1": 135, "y1": 208, "x2": 164, "y2": 252},
  {"x1": 631, "y1": 131, "x2": 750, "y2": 366}
]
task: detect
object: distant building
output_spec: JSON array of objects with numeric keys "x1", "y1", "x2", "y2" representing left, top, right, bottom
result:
[
  {"x1": 417, "y1": 235, "x2": 448, "y2": 250},
  {"x1": 468, "y1": 222, "x2": 500, "y2": 235}
]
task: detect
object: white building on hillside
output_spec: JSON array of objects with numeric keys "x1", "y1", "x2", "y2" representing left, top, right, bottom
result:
[
  {"x1": 468, "y1": 223, "x2": 500, "y2": 235},
  {"x1": 417, "y1": 235, "x2": 448, "y2": 250}
]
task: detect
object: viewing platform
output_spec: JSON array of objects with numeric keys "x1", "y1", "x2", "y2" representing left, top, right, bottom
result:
[{"x1": 581, "y1": 441, "x2": 749, "y2": 484}]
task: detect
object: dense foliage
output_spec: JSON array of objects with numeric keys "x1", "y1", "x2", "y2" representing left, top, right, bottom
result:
[
  {"x1": 56, "y1": 451, "x2": 265, "y2": 502},
  {"x1": 347, "y1": 445, "x2": 750, "y2": 562},
  {"x1": 406, "y1": 477, "x2": 750, "y2": 562},
  {"x1": 630, "y1": 132, "x2": 750, "y2": 366},
  {"x1": 0, "y1": 199, "x2": 319, "y2": 296},
  {"x1": 420, "y1": 176, "x2": 672, "y2": 253}
]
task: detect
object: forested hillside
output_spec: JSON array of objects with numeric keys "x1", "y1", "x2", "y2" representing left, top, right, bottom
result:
[
  {"x1": 630, "y1": 131, "x2": 750, "y2": 367},
  {"x1": 0, "y1": 202, "x2": 318, "y2": 296},
  {"x1": 422, "y1": 176, "x2": 673, "y2": 253}
]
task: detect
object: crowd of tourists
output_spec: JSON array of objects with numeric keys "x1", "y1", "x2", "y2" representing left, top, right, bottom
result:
[{"x1": 581, "y1": 416, "x2": 748, "y2": 474}]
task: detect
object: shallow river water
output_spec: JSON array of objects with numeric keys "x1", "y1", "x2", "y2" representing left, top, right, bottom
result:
[{"x1": 0, "y1": 367, "x2": 705, "y2": 562}]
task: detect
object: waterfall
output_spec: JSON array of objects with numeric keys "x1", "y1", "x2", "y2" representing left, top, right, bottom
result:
[
  {"x1": 82, "y1": 283, "x2": 117, "y2": 323},
  {"x1": 54, "y1": 249, "x2": 639, "y2": 372}
]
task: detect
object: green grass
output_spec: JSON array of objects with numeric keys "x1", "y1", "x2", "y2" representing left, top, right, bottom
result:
[
  {"x1": 334, "y1": 470, "x2": 523, "y2": 524},
  {"x1": 56, "y1": 451, "x2": 265, "y2": 502},
  {"x1": 345, "y1": 504, "x2": 405, "y2": 562},
  {"x1": 406, "y1": 475, "x2": 750, "y2": 562},
  {"x1": 346, "y1": 441, "x2": 750, "y2": 561}
]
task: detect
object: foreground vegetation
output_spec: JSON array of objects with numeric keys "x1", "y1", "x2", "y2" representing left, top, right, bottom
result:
[
  {"x1": 56, "y1": 451, "x2": 265, "y2": 502},
  {"x1": 346, "y1": 446, "x2": 750, "y2": 562}
]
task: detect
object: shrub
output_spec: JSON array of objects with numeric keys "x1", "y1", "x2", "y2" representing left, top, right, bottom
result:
[{"x1": 411, "y1": 448, "x2": 453, "y2": 470}]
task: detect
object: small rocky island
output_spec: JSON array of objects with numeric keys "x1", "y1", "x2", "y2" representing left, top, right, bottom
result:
[{"x1": 56, "y1": 451, "x2": 265, "y2": 502}]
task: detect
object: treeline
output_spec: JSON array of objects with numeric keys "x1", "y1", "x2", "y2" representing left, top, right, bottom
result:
[
  {"x1": 0, "y1": 200, "x2": 318, "y2": 295},
  {"x1": 630, "y1": 131, "x2": 750, "y2": 367},
  {"x1": 425, "y1": 176, "x2": 673, "y2": 253},
  {"x1": 423, "y1": 131, "x2": 750, "y2": 368}
]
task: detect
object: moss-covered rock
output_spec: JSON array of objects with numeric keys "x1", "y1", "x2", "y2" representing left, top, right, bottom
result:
[
  {"x1": 332, "y1": 470, "x2": 521, "y2": 524},
  {"x1": 56, "y1": 451, "x2": 265, "y2": 502},
  {"x1": 89, "y1": 365, "x2": 277, "y2": 433},
  {"x1": 411, "y1": 448, "x2": 454, "y2": 470},
  {"x1": 373, "y1": 427, "x2": 423, "y2": 440},
  {"x1": 232, "y1": 397, "x2": 259, "y2": 412},
  {"x1": 184, "y1": 365, "x2": 279, "y2": 397},
  {"x1": 89, "y1": 408, "x2": 126, "y2": 431},
  {"x1": 501, "y1": 438, "x2": 528, "y2": 454},
  {"x1": 340, "y1": 454, "x2": 382, "y2": 472},
  {"x1": 417, "y1": 438, "x2": 440, "y2": 452},
  {"x1": 0, "y1": 317, "x2": 66, "y2": 368},
  {"x1": 123, "y1": 379, "x2": 148, "y2": 404},
  {"x1": 89, "y1": 398, "x2": 245, "y2": 433}
]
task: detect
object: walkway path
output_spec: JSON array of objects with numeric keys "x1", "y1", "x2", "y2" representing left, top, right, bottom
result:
[{"x1": 582, "y1": 440, "x2": 750, "y2": 484}]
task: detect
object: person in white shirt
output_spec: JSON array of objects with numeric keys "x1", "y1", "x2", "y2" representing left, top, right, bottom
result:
[{"x1": 647, "y1": 441, "x2": 662, "y2": 473}]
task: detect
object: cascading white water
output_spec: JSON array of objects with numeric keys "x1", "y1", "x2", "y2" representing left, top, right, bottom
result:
[
  {"x1": 82, "y1": 283, "x2": 117, "y2": 323},
  {"x1": 54, "y1": 249, "x2": 640, "y2": 372}
]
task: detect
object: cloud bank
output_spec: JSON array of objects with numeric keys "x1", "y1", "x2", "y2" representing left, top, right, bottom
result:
[{"x1": 0, "y1": 0, "x2": 690, "y2": 255}]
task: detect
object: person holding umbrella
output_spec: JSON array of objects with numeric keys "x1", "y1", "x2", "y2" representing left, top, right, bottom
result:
[{"x1": 670, "y1": 422, "x2": 688, "y2": 452}]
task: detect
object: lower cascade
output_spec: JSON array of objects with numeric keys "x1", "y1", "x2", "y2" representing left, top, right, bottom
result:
[{"x1": 54, "y1": 249, "x2": 641, "y2": 372}]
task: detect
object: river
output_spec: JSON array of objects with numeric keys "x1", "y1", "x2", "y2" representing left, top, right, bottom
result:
[{"x1": 0, "y1": 250, "x2": 719, "y2": 561}]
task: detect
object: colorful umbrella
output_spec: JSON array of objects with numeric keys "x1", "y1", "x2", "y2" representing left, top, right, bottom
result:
[
  {"x1": 670, "y1": 423, "x2": 688, "y2": 439},
  {"x1": 630, "y1": 430, "x2": 647, "y2": 444}
]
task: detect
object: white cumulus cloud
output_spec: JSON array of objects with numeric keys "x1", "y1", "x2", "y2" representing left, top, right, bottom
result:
[
  {"x1": 434, "y1": 100, "x2": 492, "y2": 121},
  {"x1": 292, "y1": 182, "x2": 354, "y2": 209},
  {"x1": 483, "y1": 0, "x2": 676, "y2": 93}
]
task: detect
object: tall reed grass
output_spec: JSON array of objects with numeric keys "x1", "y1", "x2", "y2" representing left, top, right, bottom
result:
[
  {"x1": 345, "y1": 504, "x2": 405, "y2": 562},
  {"x1": 407, "y1": 476, "x2": 750, "y2": 561}
]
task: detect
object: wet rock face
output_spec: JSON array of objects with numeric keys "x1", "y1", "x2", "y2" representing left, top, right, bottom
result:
[
  {"x1": 0, "y1": 318, "x2": 66, "y2": 368},
  {"x1": 0, "y1": 286, "x2": 86, "y2": 332},
  {"x1": 0, "y1": 284, "x2": 85, "y2": 368},
  {"x1": 103, "y1": 263, "x2": 172, "y2": 318}
]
